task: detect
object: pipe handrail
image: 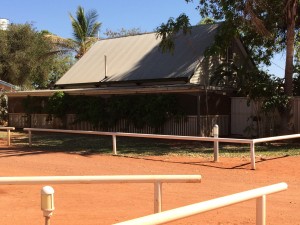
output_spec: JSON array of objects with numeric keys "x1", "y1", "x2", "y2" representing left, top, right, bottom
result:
[
  {"x1": 0, "y1": 126, "x2": 15, "y2": 146},
  {"x1": 23, "y1": 128, "x2": 252, "y2": 144},
  {"x1": 23, "y1": 128, "x2": 300, "y2": 170},
  {"x1": 23, "y1": 127, "x2": 255, "y2": 168},
  {"x1": 113, "y1": 182, "x2": 288, "y2": 225},
  {"x1": 0, "y1": 175, "x2": 201, "y2": 214},
  {"x1": 253, "y1": 133, "x2": 300, "y2": 143},
  {"x1": 0, "y1": 175, "x2": 201, "y2": 185},
  {"x1": 0, "y1": 127, "x2": 15, "y2": 130}
]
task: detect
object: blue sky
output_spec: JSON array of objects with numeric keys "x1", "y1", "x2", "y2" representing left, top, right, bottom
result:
[
  {"x1": 0, "y1": 0, "x2": 285, "y2": 77},
  {"x1": 0, "y1": 0, "x2": 201, "y2": 38}
]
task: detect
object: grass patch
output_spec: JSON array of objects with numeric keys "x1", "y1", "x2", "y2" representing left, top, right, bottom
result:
[{"x1": 10, "y1": 131, "x2": 300, "y2": 157}]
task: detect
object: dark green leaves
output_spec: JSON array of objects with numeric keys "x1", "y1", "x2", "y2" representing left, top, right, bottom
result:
[
  {"x1": 0, "y1": 24, "x2": 55, "y2": 89},
  {"x1": 69, "y1": 6, "x2": 101, "y2": 59},
  {"x1": 156, "y1": 13, "x2": 191, "y2": 53},
  {"x1": 44, "y1": 93, "x2": 184, "y2": 131}
]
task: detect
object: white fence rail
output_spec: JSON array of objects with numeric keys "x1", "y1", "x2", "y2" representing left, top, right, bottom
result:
[
  {"x1": 253, "y1": 133, "x2": 300, "y2": 143},
  {"x1": 23, "y1": 127, "x2": 255, "y2": 167},
  {"x1": 0, "y1": 175, "x2": 201, "y2": 214},
  {"x1": 0, "y1": 126, "x2": 15, "y2": 146},
  {"x1": 114, "y1": 182, "x2": 288, "y2": 225},
  {"x1": 22, "y1": 128, "x2": 300, "y2": 170}
]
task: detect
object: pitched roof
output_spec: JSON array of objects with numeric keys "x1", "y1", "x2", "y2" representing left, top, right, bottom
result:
[
  {"x1": 56, "y1": 24, "x2": 220, "y2": 87},
  {"x1": 0, "y1": 79, "x2": 17, "y2": 91}
]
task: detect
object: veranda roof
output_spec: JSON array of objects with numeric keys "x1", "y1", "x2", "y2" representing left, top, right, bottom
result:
[{"x1": 6, "y1": 84, "x2": 229, "y2": 97}]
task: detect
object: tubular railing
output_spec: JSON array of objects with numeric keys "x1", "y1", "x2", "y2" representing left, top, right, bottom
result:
[
  {"x1": 0, "y1": 126, "x2": 15, "y2": 146},
  {"x1": 23, "y1": 128, "x2": 255, "y2": 168},
  {"x1": 113, "y1": 182, "x2": 288, "y2": 225},
  {"x1": 0, "y1": 175, "x2": 201, "y2": 213},
  {"x1": 23, "y1": 128, "x2": 300, "y2": 170}
]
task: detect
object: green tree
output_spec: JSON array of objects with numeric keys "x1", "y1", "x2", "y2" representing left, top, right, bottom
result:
[
  {"x1": 157, "y1": 0, "x2": 299, "y2": 133},
  {"x1": 104, "y1": 27, "x2": 144, "y2": 38},
  {"x1": 0, "y1": 24, "x2": 55, "y2": 89},
  {"x1": 238, "y1": 71, "x2": 288, "y2": 137},
  {"x1": 47, "y1": 53, "x2": 75, "y2": 88},
  {"x1": 0, "y1": 93, "x2": 8, "y2": 125},
  {"x1": 198, "y1": 17, "x2": 215, "y2": 25},
  {"x1": 69, "y1": 6, "x2": 101, "y2": 59}
]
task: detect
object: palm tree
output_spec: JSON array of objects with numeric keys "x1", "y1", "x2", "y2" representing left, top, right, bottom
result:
[{"x1": 69, "y1": 6, "x2": 101, "y2": 59}]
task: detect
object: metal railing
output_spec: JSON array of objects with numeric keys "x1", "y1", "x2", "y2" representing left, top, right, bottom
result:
[
  {"x1": 113, "y1": 182, "x2": 288, "y2": 225},
  {"x1": 23, "y1": 128, "x2": 300, "y2": 170},
  {"x1": 0, "y1": 126, "x2": 15, "y2": 146},
  {"x1": 0, "y1": 175, "x2": 201, "y2": 213},
  {"x1": 23, "y1": 127, "x2": 254, "y2": 167}
]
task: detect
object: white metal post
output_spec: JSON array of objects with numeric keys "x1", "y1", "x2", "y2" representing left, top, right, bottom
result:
[
  {"x1": 41, "y1": 186, "x2": 55, "y2": 225},
  {"x1": 213, "y1": 124, "x2": 219, "y2": 162},
  {"x1": 256, "y1": 195, "x2": 266, "y2": 225},
  {"x1": 112, "y1": 135, "x2": 117, "y2": 155},
  {"x1": 250, "y1": 142, "x2": 256, "y2": 170},
  {"x1": 7, "y1": 129, "x2": 10, "y2": 146},
  {"x1": 29, "y1": 130, "x2": 32, "y2": 147},
  {"x1": 154, "y1": 182, "x2": 162, "y2": 213}
]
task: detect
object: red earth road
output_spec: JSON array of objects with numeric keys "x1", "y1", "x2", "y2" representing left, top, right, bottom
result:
[{"x1": 0, "y1": 144, "x2": 298, "y2": 225}]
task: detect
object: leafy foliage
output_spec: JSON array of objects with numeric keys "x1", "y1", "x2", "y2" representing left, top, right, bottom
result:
[
  {"x1": 47, "y1": 53, "x2": 75, "y2": 88},
  {"x1": 0, "y1": 24, "x2": 54, "y2": 89},
  {"x1": 157, "y1": 1, "x2": 299, "y2": 89},
  {"x1": 211, "y1": 64, "x2": 289, "y2": 137},
  {"x1": 46, "y1": 91, "x2": 70, "y2": 119},
  {"x1": 198, "y1": 17, "x2": 216, "y2": 25},
  {"x1": 155, "y1": 14, "x2": 191, "y2": 53},
  {"x1": 0, "y1": 93, "x2": 8, "y2": 125},
  {"x1": 0, "y1": 24, "x2": 73, "y2": 89},
  {"x1": 157, "y1": 0, "x2": 299, "y2": 134},
  {"x1": 69, "y1": 6, "x2": 101, "y2": 59},
  {"x1": 104, "y1": 27, "x2": 144, "y2": 38},
  {"x1": 43, "y1": 93, "x2": 184, "y2": 131}
]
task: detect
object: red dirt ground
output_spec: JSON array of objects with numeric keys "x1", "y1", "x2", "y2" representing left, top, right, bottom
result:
[{"x1": 0, "y1": 143, "x2": 298, "y2": 225}]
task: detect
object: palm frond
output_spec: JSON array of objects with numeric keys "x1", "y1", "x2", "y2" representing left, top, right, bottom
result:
[{"x1": 69, "y1": 6, "x2": 101, "y2": 58}]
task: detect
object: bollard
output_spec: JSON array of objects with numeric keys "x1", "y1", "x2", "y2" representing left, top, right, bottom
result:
[
  {"x1": 112, "y1": 135, "x2": 117, "y2": 155},
  {"x1": 213, "y1": 124, "x2": 219, "y2": 162},
  {"x1": 41, "y1": 186, "x2": 55, "y2": 225}
]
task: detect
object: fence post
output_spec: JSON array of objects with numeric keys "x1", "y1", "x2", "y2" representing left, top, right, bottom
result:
[
  {"x1": 112, "y1": 135, "x2": 117, "y2": 155},
  {"x1": 256, "y1": 195, "x2": 266, "y2": 225},
  {"x1": 7, "y1": 129, "x2": 10, "y2": 146},
  {"x1": 41, "y1": 186, "x2": 55, "y2": 225},
  {"x1": 154, "y1": 182, "x2": 162, "y2": 213},
  {"x1": 29, "y1": 130, "x2": 32, "y2": 147},
  {"x1": 213, "y1": 124, "x2": 219, "y2": 162},
  {"x1": 250, "y1": 141, "x2": 255, "y2": 170}
]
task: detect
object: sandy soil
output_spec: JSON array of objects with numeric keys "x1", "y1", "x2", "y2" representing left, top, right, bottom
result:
[{"x1": 0, "y1": 143, "x2": 298, "y2": 225}]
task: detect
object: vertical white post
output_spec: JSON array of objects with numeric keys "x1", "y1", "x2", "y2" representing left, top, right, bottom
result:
[
  {"x1": 29, "y1": 130, "x2": 32, "y2": 147},
  {"x1": 256, "y1": 195, "x2": 266, "y2": 225},
  {"x1": 213, "y1": 124, "x2": 219, "y2": 162},
  {"x1": 250, "y1": 142, "x2": 256, "y2": 170},
  {"x1": 41, "y1": 186, "x2": 55, "y2": 225},
  {"x1": 7, "y1": 129, "x2": 10, "y2": 146},
  {"x1": 154, "y1": 182, "x2": 162, "y2": 213},
  {"x1": 112, "y1": 135, "x2": 117, "y2": 155},
  {"x1": 104, "y1": 55, "x2": 108, "y2": 78}
]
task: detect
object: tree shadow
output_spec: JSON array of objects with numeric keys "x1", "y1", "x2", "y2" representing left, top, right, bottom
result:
[{"x1": 114, "y1": 154, "x2": 290, "y2": 170}]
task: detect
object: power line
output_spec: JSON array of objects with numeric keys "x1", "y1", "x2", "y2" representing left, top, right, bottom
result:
[{"x1": 270, "y1": 60, "x2": 285, "y2": 71}]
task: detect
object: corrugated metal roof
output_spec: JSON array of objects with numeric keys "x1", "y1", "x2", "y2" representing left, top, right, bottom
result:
[{"x1": 56, "y1": 24, "x2": 220, "y2": 87}]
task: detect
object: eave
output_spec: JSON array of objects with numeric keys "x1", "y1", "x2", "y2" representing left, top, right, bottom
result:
[{"x1": 6, "y1": 84, "x2": 232, "y2": 98}]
